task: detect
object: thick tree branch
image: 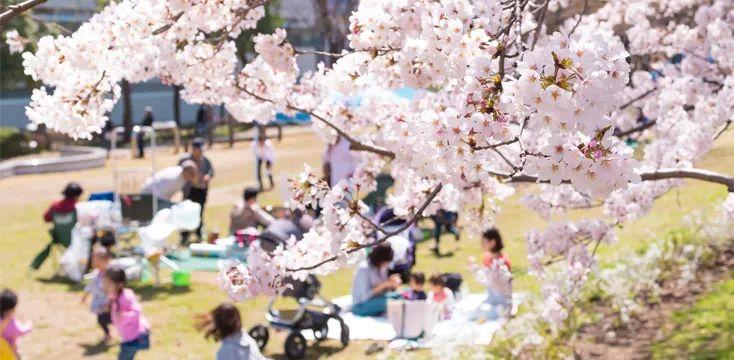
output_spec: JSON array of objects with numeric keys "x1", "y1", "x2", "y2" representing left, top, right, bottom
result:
[
  {"x1": 0, "y1": 0, "x2": 47, "y2": 28},
  {"x1": 286, "y1": 184, "x2": 443, "y2": 272}
]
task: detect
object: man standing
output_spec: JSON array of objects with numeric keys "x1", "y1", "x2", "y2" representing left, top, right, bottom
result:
[
  {"x1": 179, "y1": 138, "x2": 214, "y2": 244},
  {"x1": 137, "y1": 106, "x2": 155, "y2": 158}
]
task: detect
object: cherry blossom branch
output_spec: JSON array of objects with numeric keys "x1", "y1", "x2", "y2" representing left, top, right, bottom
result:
[
  {"x1": 507, "y1": 168, "x2": 734, "y2": 191},
  {"x1": 472, "y1": 136, "x2": 520, "y2": 151},
  {"x1": 285, "y1": 183, "x2": 443, "y2": 272},
  {"x1": 529, "y1": 0, "x2": 549, "y2": 50},
  {"x1": 618, "y1": 87, "x2": 658, "y2": 110},
  {"x1": 714, "y1": 120, "x2": 732, "y2": 141},
  {"x1": 237, "y1": 85, "x2": 396, "y2": 159},
  {"x1": 569, "y1": 0, "x2": 589, "y2": 35},
  {"x1": 614, "y1": 120, "x2": 656, "y2": 138},
  {"x1": 0, "y1": 0, "x2": 47, "y2": 28}
]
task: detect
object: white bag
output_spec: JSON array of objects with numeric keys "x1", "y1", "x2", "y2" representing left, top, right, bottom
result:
[
  {"x1": 60, "y1": 225, "x2": 94, "y2": 282},
  {"x1": 170, "y1": 200, "x2": 201, "y2": 231},
  {"x1": 387, "y1": 300, "x2": 440, "y2": 339}
]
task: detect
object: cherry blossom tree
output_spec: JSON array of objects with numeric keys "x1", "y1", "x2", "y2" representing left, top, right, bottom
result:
[{"x1": 5, "y1": 0, "x2": 734, "y2": 328}]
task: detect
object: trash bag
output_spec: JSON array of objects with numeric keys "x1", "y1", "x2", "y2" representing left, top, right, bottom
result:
[
  {"x1": 59, "y1": 225, "x2": 94, "y2": 282},
  {"x1": 170, "y1": 200, "x2": 201, "y2": 231}
]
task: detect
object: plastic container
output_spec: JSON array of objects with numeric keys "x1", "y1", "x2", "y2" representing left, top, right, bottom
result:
[{"x1": 172, "y1": 270, "x2": 191, "y2": 287}]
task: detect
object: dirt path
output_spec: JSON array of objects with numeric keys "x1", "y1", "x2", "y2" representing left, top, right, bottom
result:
[{"x1": 573, "y1": 248, "x2": 734, "y2": 359}]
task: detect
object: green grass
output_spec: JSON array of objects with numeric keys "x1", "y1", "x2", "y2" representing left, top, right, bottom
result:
[
  {"x1": 651, "y1": 271, "x2": 734, "y2": 360},
  {"x1": 3, "y1": 128, "x2": 734, "y2": 359}
]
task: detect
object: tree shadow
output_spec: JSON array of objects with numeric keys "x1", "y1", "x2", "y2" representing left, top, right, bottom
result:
[{"x1": 80, "y1": 340, "x2": 112, "y2": 356}]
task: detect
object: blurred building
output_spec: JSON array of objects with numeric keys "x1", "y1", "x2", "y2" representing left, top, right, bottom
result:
[{"x1": 0, "y1": 0, "x2": 347, "y2": 129}]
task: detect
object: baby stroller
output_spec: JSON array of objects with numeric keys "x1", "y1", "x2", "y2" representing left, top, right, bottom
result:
[{"x1": 248, "y1": 275, "x2": 349, "y2": 359}]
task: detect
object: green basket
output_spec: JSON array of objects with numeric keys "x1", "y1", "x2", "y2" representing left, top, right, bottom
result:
[{"x1": 172, "y1": 270, "x2": 191, "y2": 287}]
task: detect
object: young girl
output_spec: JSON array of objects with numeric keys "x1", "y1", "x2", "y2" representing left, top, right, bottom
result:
[
  {"x1": 428, "y1": 274, "x2": 455, "y2": 320},
  {"x1": 197, "y1": 303, "x2": 265, "y2": 360},
  {"x1": 104, "y1": 267, "x2": 150, "y2": 360},
  {"x1": 0, "y1": 289, "x2": 32, "y2": 359},
  {"x1": 82, "y1": 248, "x2": 113, "y2": 343},
  {"x1": 479, "y1": 228, "x2": 513, "y2": 319},
  {"x1": 252, "y1": 135, "x2": 275, "y2": 190}
]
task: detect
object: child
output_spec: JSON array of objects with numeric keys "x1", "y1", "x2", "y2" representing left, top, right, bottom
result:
[
  {"x1": 428, "y1": 274, "x2": 455, "y2": 320},
  {"x1": 402, "y1": 272, "x2": 427, "y2": 300},
  {"x1": 82, "y1": 248, "x2": 113, "y2": 343},
  {"x1": 104, "y1": 267, "x2": 150, "y2": 360},
  {"x1": 196, "y1": 303, "x2": 266, "y2": 360},
  {"x1": 252, "y1": 136, "x2": 275, "y2": 190},
  {"x1": 480, "y1": 228, "x2": 513, "y2": 318},
  {"x1": 30, "y1": 182, "x2": 83, "y2": 270},
  {"x1": 0, "y1": 289, "x2": 32, "y2": 358}
]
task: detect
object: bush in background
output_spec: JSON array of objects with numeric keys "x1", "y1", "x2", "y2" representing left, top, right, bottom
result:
[{"x1": 0, "y1": 127, "x2": 40, "y2": 160}]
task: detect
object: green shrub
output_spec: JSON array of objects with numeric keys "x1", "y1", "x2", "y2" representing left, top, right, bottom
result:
[{"x1": 0, "y1": 127, "x2": 40, "y2": 160}]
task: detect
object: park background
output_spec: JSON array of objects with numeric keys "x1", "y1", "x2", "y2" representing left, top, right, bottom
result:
[{"x1": 1, "y1": 0, "x2": 733, "y2": 359}]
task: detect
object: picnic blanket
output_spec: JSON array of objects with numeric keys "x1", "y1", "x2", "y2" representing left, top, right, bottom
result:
[{"x1": 302, "y1": 293, "x2": 524, "y2": 345}]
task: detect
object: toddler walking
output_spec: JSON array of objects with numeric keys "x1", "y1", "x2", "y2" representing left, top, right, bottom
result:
[{"x1": 82, "y1": 248, "x2": 113, "y2": 343}]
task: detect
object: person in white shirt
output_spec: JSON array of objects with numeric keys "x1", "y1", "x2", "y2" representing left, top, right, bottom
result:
[
  {"x1": 323, "y1": 136, "x2": 357, "y2": 187},
  {"x1": 140, "y1": 160, "x2": 198, "y2": 201},
  {"x1": 252, "y1": 136, "x2": 275, "y2": 190}
]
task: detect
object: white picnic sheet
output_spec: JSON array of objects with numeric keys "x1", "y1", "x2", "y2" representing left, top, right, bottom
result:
[{"x1": 302, "y1": 293, "x2": 524, "y2": 347}]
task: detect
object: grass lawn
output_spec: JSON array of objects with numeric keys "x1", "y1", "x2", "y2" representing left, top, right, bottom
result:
[
  {"x1": 651, "y1": 271, "x2": 734, "y2": 360},
  {"x1": 2, "y1": 126, "x2": 733, "y2": 359}
]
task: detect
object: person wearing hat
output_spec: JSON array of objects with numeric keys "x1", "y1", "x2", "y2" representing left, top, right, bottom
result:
[
  {"x1": 136, "y1": 106, "x2": 155, "y2": 158},
  {"x1": 179, "y1": 138, "x2": 214, "y2": 244},
  {"x1": 229, "y1": 187, "x2": 275, "y2": 235},
  {"x1": 31, "y1": 182, "x2": 83, "y2": 270}
]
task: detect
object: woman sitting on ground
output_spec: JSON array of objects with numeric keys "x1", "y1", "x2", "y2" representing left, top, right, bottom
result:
[{"x1": 350, "y1": 245, "x2": 402, "y2": 317}]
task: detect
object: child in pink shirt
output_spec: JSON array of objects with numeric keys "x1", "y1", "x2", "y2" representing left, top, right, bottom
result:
[
  {"x1": 104, "y1": 267, "x2": 150, "y2": 360},
  {"x1": 1, "y1": 289, "x2": 32, "y2": 358}
]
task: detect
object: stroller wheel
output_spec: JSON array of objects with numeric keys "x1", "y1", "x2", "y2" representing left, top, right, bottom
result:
[
  {"x1": 313, "y1": 323, "x2": 329, "y2": 342},
  {"x1": 284, "y1": 332, "x2": 307, "y2": 359},
  {"x1": 340, "y1": 322, "x2": 350, "y2": 348},
  {"x1": 248, "y1": 324, "x2": 269, "y2": 350}
]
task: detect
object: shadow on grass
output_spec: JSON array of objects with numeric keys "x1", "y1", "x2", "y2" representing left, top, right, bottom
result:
[
  {"x1": 268, "y1": 340, "x2": 349, "y2": 360},
  {"x1": 80, "y1": 340, "x2": 112, "y2": 356},
  {"x1": 36, "y1": 274, "x2": 85, "y2": 292},
  {"x1": 130, "y1": 283, "x2": 191, "y2": 301}
]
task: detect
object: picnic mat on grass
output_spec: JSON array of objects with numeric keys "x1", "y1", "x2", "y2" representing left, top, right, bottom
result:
[{"x1": 302, "y1": 293, "x2": 523, "y2": 345}]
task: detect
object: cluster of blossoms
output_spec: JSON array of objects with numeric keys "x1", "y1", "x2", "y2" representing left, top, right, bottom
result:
[
  {"x1": 5, "y1": 29, "x2": 24, "y2": 54},
  {"x1": 469, "y1": 256, "x2": 512, "y2": 296},
  {"x1": 11, "y1": 0, "x2": 734, "y2": 332}
]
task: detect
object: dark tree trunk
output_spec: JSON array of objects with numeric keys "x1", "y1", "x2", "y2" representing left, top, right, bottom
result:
[
  {"x1": 173, "y1": 85, "x2": 181, "y2": 126},
  {"x1": 121, "y1": 79, "x2": 132, "y2": 142}
]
